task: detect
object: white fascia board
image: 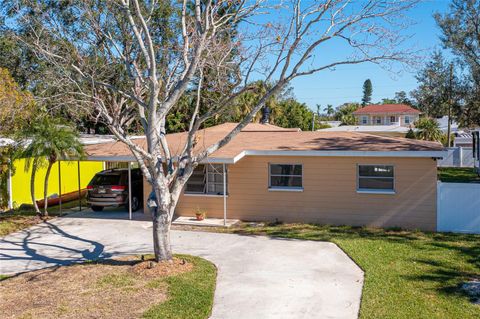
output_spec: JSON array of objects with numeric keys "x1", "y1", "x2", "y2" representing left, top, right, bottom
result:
[
  {"x1": 85, "y1": 156, "x2": 137, "y2": 162},
  {"x1": 231, "y1": 150, "x2": 447, "y2": 163},
  {"x1": 86, "y1": 150, "x2": 447, "y2": 164},
  {"x1": 199, "y1": 157, "x2": 236, "y2": 164},
  {"x1": 87, "y1": 156, "x2": 235, "y2": 164}
]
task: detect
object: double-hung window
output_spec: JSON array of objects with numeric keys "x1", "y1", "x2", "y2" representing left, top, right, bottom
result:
[
  {"x1": 361, "y1": 116, "x2": 368, "y2": 124},
  {"x1": 404, "y1": 116, "x2": 411, "y2": 124},
  {"x1": 185, "y1": 164, "x2": 227, "y2": 195},
  {"x1": 269, "y1": 164, "x2": 303, "y2": 190},
  {"x1": 357, "y1": 165, "x2": 394, "y2": 193}
]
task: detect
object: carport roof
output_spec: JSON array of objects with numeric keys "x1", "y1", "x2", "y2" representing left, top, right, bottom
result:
[{"x1": 84, "y1": 122, "x2": 446, "y2": 163}]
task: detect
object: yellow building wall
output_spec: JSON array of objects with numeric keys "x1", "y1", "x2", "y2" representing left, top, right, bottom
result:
[{"x1": 11, "y1": 160, "x2": 104, "y2": 207}]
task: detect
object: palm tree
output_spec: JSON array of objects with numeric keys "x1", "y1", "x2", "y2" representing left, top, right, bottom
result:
[
  {"x1": 16, "y1": 117, "x2": 84, "y2": 216},
  {"x1": 414, "y1": 117, "x2": 443, "y2": 142},
  {"x1": 323, "y1": 104, "x2": 335, "y2": 119}
]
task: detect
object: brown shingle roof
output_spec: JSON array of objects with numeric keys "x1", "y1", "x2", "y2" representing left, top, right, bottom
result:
[
  {"x1": 353, "y1": 104, "x2": 421, "y2": 115},
  {"x1": 84, "y1": 122, "x2": 444, "y2": 161}
]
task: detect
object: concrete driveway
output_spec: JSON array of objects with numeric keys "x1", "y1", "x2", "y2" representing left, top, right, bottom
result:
[{"x1": 0, "y1": 210, "x2": 364, "y2": 319}]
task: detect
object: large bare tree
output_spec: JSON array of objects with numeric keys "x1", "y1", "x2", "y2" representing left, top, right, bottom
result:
[{"x1": 4, "y1": 0, "x2": 419, "y2": 262}]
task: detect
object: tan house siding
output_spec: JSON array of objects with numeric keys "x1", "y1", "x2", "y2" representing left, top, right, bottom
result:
[{"x1": 144, "y1": 156, "x2": 437, "y2": 231}]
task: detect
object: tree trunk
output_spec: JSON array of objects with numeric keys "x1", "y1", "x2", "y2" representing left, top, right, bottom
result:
[
  {"x1": 43, "y1": 161, "x2": 54, "y2": 217},
  {"x1": 152, "y1": 207, "x2": 173, "y2": 262},
  {"x1": 30, "y1": 157, "x2": 41, "y2": 216}
]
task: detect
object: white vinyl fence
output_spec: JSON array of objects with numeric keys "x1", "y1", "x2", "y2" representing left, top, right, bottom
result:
[
  {"x1": 437, "y1": 147, "x2": 474, "y2": 168},
  {"x1": 437, "y1": 182, "x2": 480, "y2": 234}
]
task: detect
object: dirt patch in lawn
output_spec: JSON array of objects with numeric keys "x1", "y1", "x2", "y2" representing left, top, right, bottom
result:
[
  {"x1": 0, "y1": 214, "x2": 47, "y2": 237},
  {"x1": 0, "y1": 256, "x2": 192, "y2": 319}
]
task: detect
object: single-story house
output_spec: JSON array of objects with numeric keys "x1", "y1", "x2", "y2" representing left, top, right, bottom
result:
[{"x1": 85, "y1": 122, "x2": 446, "y2": 231}]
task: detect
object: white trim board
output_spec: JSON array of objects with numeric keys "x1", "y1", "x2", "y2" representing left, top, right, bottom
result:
[
  {"x1": 229, "y1": 150, "x2": 447, "y2": 163},
  {"x1": 86, "y1": 150, "x2": 447, "y2": 164}
]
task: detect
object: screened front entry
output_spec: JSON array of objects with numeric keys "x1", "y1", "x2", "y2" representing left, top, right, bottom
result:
[{"x1": 185, "y1": 164, "x2": 227, "y2": 195}]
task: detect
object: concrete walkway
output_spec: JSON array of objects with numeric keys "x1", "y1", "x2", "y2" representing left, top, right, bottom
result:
[{"x1": 0, "y1": 210, "x2": 364, "y2": 319}]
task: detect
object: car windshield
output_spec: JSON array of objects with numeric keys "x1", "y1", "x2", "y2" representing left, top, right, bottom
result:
[{"x1": 92, "y1": 174, "x2": 121, "y2": 186}]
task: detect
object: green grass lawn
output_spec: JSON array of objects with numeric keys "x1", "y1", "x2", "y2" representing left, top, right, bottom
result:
[
  {"x1": 438, "y1": 167, "x2": 480, "y2": 183},
  {"x1": 229, "y1": 224, "x2": 480, "y2": 319},
  {"x1": 143, "y1": 255, "x2": 217, "y2": 319}
]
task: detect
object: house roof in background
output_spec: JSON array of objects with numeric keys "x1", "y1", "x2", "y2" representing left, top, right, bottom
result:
[
  {"x1": 84, "y1": 122, "x2": 445, "y2": 162},
  {"x1": 318, "y1": 125, "x2": 410, "y2": 134},
  {"x1": 435, "y1": 116, "x2": 459, "y2": 133},
  {"x1": 79, "y1": 134, "x2": 144, "y2": 145},
  {"x1": 353, "y1": 104, "x2": 421, "y2": 115}
]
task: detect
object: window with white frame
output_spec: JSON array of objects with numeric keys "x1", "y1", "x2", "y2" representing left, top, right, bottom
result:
[
  {"x1": 185, "y1": 164, "x2": 227, "y2": 195},
  {"x1": 361, "y1": 116, "x2": 368, "y2": 124},
  {"x1": 390, "y1": 116, "x2": 396, "y2": 123},
  {"x1": 269, "y1": 164, "x2": 303, "y2": 189},
  {"x1": 404, "y1": 116, "x2": 411, "y2": 124},
  {"x1": 375, "y1": 117, "x2": 382, "y2": 124},
  {"x1": 357, "y1": 165, "x2": 394, "y2": 192}
]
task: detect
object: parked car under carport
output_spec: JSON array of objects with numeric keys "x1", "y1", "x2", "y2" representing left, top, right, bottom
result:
[{"x1": 86, "y1": 168, "x2": 143, "y2": 212}]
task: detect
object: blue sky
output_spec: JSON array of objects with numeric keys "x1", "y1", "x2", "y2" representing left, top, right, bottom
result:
[{"x1": 290, "y1": 0, "x2": 451, "y2": 111}]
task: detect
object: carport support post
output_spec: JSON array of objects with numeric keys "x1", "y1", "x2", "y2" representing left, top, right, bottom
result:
[
  {"x1": 77, "y1": 161, "x2": 82, "y2": 211},
  {"x1": 7, "y1": 160, "x2": 13, "y2": 210},
  {"x1": 58, "y1": 161, "x2": 62, "y2": 214},
  {"x1": 128, "y1": 162, "x2": 132, "y2": 220},
  {"x1": 223, "y1": 163, "x2": 227, "y2": 226}
]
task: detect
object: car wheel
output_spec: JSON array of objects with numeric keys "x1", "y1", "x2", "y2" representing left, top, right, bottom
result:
[
  {"x1": 127, "y1": 196, "x2": 140, "y2": 212},
  {"x1": 91, "y1": 206, "x2": 104, "y2": 212}
]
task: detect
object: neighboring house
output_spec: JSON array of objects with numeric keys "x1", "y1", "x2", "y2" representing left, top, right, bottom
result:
[
  {"x1": 85, "y1": 122, "x2": 446, "y2": 231},
  {"x1": 353, "y1": 104, "x2": 421, "y2": 126},
  {"x1": 320, "y1": 121, "x2": 342, "y2": 128},
  {"x1": 317, "y1": 125, "x2": 410, "y2": 138}
]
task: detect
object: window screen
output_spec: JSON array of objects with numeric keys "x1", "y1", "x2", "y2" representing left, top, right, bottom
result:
[
  {"x1": 269, "y1": 164, "x2": 303, "y2": 189},
  {"x1": 358, "y1": 165, "x2": 394, "y2": 191}
]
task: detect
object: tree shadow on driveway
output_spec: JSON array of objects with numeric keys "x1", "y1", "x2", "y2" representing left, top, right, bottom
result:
[{"x1": 0, "y1": 220, "x2": 108, "y2": 274}]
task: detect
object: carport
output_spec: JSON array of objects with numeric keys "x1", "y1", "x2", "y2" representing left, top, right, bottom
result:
[
  {"x1": 77, "y1": 138, "x2": 231, "y2": 225},
  {"x1": 57, "y1": 153, "x2": 138, "y2": 220}
]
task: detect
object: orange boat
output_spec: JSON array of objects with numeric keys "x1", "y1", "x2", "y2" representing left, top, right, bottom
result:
[{"x1": 36, "y1": 189, "x2": 87, "y2": 208}]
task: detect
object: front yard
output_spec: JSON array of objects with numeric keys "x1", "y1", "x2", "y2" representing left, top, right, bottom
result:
[
  {"x1": 226, "y1": 224, "x2": 480, "y2": 319},
  {"x1": 0, "y1": 200, "x2": 84, "y2": 236},
  {"x1": 0, "y1": 254, "x2": 216, "y2": 319}
]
